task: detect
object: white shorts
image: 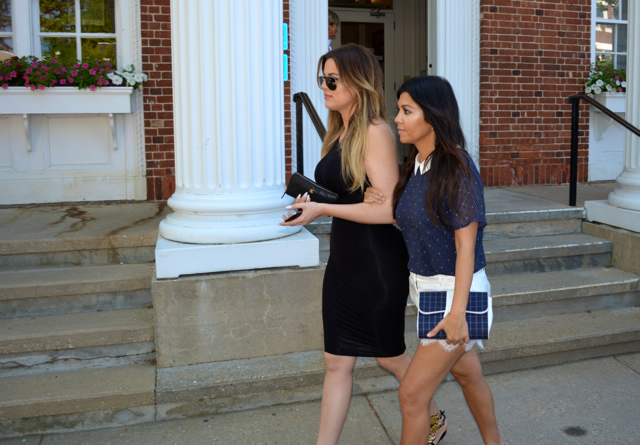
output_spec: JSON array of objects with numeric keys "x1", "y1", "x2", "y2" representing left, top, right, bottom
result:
[{"x1": 409, "y1": 268, "x2": 491, "y2": 352}]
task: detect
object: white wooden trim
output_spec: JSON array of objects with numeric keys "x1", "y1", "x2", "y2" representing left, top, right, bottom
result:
[
  {"x1": 290, "y1": 0, "x2": 328, "y2": 179},
  {"x1": 0, "y1": 87, "x2": 134, "y2": 114},
  {"x1": 431, "y1": 0, "x2": 480, "y2": 167}
]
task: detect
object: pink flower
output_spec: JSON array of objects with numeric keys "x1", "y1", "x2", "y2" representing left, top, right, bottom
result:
[
  {"x1": 619, "y1": 87, "x2": 623, "y2": 92},
  {"x1": 10, "y1": 71, "x2": 16, "y2": 77},
  {"x1": 100, "y1": 68, "x2": 105, "y2": 72},
  {"x1": 51, "y1": 59, "x2": 57, "y2": 63},
  {"x1": 104, "y1": 80, "x2": 109, "y2": 85},
  {"x1": 71, "y1": 71, "x2": 78, "y2": 76},
  {"x1": 4, "y1": 61, "x2": 10, "y2": 66},
  {"x1": 42, "y1": 65, "x2": 49, "y2": 70},
  {"x1": 50, "y1": 80, "x2": 56, "y2": 86},
  {"x1": 74, "y1": 63, "x2": 80, "y2": 68},
  {"x1": 31, "y1": 62, "x2": 39, "y2": 68},
  {"x1": 30, "y1": 85, "x2": 36, "y2": 91},
  {"x1": 615, "y1": 76, "x2": 619, "y2": 80},
  {"x1": 38, "y1": 84, "x2": 45, "y2": 90},
  {"x1": 26, "y1": 68, "x2": 32, "y2": 73},
  {"x1": 90, "y1": 85, "x2": 96, "y2": 91},
  {"x1": 105, "y1": 62, "x2": 111, "y2": 66},
  {"x1": 36, "y1": 71, "x2": 40, "y2": 75},
  {"x1": 60, "y1": 79, "x2": 67, "y2": 85},
  {"x1": 2, "y1": 84, "x2": 7, "y2": 90},
  {"x1": 89, "y1": 69, "x2": 96, "y2": 75},
  {"x1": 54, "y1": 69, "x2": 60, "y2": 75},
  {"x1": 68, "y1": 78, "x2": 74, "y2": 84},
  {"x1": 61, "y1": 67, "x2": 67, "y2": 72},
  {"x1": 97, "y1": 80, "x2": 103, "y2": 85},
  {"x1": 82, "y1": 63, "x2": 89, "y2": 69},
  {"x1": 594, "y1": 66, "x2": 599, "y2": 71}
]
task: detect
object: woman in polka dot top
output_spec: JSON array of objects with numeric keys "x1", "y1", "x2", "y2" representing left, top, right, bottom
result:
[{"x1": 365, "y1": 76, "x2": 506, "y2": 445}]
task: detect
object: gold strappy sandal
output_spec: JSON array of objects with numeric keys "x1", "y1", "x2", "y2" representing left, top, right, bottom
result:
[{"x1": 428, "y1": 410, "x2": 448, "y2": 444}]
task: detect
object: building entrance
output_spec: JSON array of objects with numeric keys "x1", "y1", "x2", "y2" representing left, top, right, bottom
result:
[{"x1": 330, "y1": 1, "x2": 428, "y2": 162}]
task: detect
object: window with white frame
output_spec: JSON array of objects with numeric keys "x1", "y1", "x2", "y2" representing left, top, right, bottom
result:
[
  {"x1": 0, "y1": 1, "x2": 119, "y2": 62},
  {"x1": 33, "y1": 0, "x2": 117, "y2": 64},
  {"x1": 0, "y1": 0, "x2": 13, "y2": 53},
  {"x1": 594, "y1": 0, "x2": 628, "y2": 69}
]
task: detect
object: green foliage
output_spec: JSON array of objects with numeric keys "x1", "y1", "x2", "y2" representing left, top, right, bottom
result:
[
  {"x1": 584, "y1": 59, "x2": 626, "y2": 96},
  {"x1": 39, "y1": 0, "x2": 76, "y2": 33},
  {"x1": 1, "y1": 54, "x2": 146, "y2": 91}
]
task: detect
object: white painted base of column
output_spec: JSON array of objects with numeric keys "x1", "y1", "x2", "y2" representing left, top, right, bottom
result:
[
  {"x1": 608, "y1": 171, "x2": 640, "y2": 212},
  {"x1": 155, "y1": 228, "x2": 320, "y2": 279},
  {"x1": 585, "y1": 200, "x2": 640, "y2": 233}
]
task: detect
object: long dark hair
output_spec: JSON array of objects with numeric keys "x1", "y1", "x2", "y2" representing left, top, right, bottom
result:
[{"x1": 391, "y1": 76, "x2": 471, "y2": 229}]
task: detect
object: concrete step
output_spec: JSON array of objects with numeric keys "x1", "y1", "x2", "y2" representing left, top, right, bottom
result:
[
  {"x1": 308, "y1": 203, "x2": 585, "y2": 250},
  {"x1": 0, "y1": 364, "x2": 156, "y2": 424},
  {"x1": 152, "y1": 307, "x2": 640, "y2": 422},
  {"x1": 0, "y1": 264, "x2": 155, "y2": 318},
  {"x1": 321, "y1": 233, "x2": 612, "y2": 274},
  {"x1": 0, "y1": 342, "x2": 156, "y2": 378},
  {"x1": 484, "y1": 232, "x2": 611, "y2": 276},
  {"x1": 0, "y1": 244, "x2": 155, "y2": 272},
  {"x1": 0, "y1": 203, "x2": 167, "y2": 271},
  {"x1": 0, "y1": 308, "x2": 154, "y2": 356},
  {"x1": 403, "y1": 267, "x2": 640, "y2": 325}
]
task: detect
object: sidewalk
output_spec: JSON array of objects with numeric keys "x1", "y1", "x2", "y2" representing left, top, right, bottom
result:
[{"x1": 3, "y1": 353, "x2": 639, "y2": 444}]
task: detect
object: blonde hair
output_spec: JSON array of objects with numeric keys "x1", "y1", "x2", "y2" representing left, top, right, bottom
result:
[
  {"x1": 328, "y1": 10, "x2": 340, "y2": 26},
  {"x1": 318, "y1": 44, "x2": 388, "y2": 192}
]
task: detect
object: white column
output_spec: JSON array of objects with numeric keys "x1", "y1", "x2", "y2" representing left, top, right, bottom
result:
[
  {"x1": 156, "y1": 0, "x2": 318, "y2": 278},
  {"x1": 428, "y1": 0, "x2": 480, "y2": 167},
  {"x1": 608, "y1": 0, "x2": 640, "y2": 212},
  {"x1": 585, "y1": 0, "x2": 640, "y2": 232},
  {"x1": 290, "y1": 0, "x2": 328, "y2": 179}
]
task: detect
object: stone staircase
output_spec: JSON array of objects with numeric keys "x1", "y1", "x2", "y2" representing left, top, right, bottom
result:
[
  {"x1": 1, "y1": 191, "x2": 640, "y2": 437},
  {"x1": 0, "y1": 216, "x2": 159, "y2": 437}
]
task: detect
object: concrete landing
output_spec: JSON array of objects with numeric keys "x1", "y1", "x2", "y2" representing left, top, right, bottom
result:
[
  {"x1": 8, "y1": 353, "x2": 639, "y2": 444},
  {"x1": 0, "y1": 186, "x2": 604, "y2": 254}
]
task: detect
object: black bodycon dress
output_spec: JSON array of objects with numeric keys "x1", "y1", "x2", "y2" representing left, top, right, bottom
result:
[{"x1": 314, "y1": 142, "x2": 409, "y2": 357}]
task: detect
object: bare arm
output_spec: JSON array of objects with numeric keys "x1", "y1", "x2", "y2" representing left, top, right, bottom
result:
[
  {"x1": 427, "y1": 222, "x2": 478, "y2": 344},
  {"x1": 280, "y1": 122, "x2": 398, "y2": 226}
]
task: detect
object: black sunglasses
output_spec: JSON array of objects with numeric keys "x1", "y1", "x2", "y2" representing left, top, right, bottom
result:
[{"x1": 318, "y1": 76, "x2": 339, "y2": 91}]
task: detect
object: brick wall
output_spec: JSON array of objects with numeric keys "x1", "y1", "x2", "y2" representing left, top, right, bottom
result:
[
  {"x1": 140, "y1": 0, "x2": 175, "y2": 201},
  {"x1": 479, "y1": 0, "x2": 591, "y2": 187}
]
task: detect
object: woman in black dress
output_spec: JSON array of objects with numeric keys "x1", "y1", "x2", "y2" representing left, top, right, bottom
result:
[{"x1": 280, "y1": 44, "x2": 444, "y2": 445}]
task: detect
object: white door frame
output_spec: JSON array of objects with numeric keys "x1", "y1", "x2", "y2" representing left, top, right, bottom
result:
[{"x1": 330, "y1": 8, "x2": 400, "y2": 125}]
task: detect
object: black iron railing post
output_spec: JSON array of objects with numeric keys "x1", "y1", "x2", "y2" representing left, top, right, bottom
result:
[
  {"x1": 567, "y1": 93, "x2": 640, "y2": 207},
  {"x1": 292, "y1": 92, "x2": 327, "y2": 176},
  {"x1": 569, "y1": 97, "x2": 580, "y2": 207},
  {"x1": 294, "y1": 94, "x2": 304, "y2": 175}
]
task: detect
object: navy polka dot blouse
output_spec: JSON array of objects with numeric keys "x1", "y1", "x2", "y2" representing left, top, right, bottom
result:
[{"x1": 395, "y1": 152, "x2": 487, "y2": 277}]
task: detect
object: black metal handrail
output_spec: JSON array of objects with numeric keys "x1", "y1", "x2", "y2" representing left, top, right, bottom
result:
[
  {"x1": 568, "y1": 93, "x2": 640, "y2": 206},
  {"x1": 293, "y1": 92, "x2": 326, "y2": 175}
]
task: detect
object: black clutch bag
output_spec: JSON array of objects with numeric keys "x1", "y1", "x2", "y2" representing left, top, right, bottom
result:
[{"x1": 283, "y1": 172, "x2": 338, "y2": 204}]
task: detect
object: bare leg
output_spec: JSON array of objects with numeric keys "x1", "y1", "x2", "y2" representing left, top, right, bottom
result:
[
  {"x1": 376, "y1": 350, "x2": 439, "y2": 417},
  {"x1": 399, "y1": 343, "x2": 466, "y2": 445},
  {"x1": 449, "y1": 349, "x2": 502, "y2": 445},
  {"x1": 317, "y1": 352, "x2": 357, "y2": 445}
]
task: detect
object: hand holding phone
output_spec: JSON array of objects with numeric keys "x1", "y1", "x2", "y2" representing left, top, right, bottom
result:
[{"x1": 284, "y1": 209, "x2": 302, "y2": 222}]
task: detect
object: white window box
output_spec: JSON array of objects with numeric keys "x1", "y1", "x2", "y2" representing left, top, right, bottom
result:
[
  {"x1": 0, "y1": 86, "x2": 134, "y2": 150},
  {"x1": 0, "y1": 86, "x2": 134, "y2": 115},
  {"x1": 591, "y1": 92, "x2": 626, "y2": 141},
  {"x1": 593, "y1": 92, "x2": 626, "y2": 113}
]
